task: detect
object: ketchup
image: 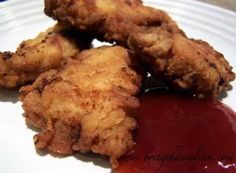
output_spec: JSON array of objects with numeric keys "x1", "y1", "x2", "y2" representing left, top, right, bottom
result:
[{"x1": 117, "y1": 92, "x2": 236, "y2": 173}]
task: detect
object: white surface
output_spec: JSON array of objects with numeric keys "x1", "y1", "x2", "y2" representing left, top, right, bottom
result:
[{"x1": 0, "y1": 0, "x2": 236, "y2": 173}]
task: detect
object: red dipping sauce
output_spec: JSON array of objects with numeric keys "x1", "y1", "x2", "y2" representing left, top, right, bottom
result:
[{"x1": 117, "y1": 92, "x2": 236, "y2": 173}]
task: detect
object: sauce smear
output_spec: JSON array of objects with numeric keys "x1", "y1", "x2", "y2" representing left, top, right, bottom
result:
[{"x1": 117, "y1": 92, "x2": 236, "y2": 173}]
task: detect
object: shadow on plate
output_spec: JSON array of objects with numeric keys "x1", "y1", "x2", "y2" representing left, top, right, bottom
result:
[
  {"x1": 0, "y1": 88, "x2": 19, "y2": 103},
  {"x1": 218, "y1": 90, "x2": 228, "y2": 101},
  {"x1": 35, "y1": 148, "x2": 111, "y2": 169},
  {"x1": 25, "y1": 121, "x2": 42, "y2": 133},
  {"x1": 74, "y1": 152, "x2": 111, "y2": 168}
]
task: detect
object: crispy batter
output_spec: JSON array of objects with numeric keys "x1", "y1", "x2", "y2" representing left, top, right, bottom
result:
[
  {"x1": 128, "y1": 27, "x2": 235, "y2": 98},
  {"x1": 120, "y1": 0, "x2": 142, "y2": 6},
  {"x1": 44, "y1": 0, "x2": 180, "y2": 45},
  {"x1": 0, "y1": 23, "x2": 86, "y2": 88},
  {"x1": 20, "y1": 46, "x2": 141, "y2": 168},
  {"x1": 44, "y1": 0, "x2": 235, "y2": 97}
]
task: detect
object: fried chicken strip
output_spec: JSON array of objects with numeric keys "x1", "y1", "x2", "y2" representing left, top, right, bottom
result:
[
  {"x1": 44, "y1": 0, "x2": 180, "y2": 45},
  {"x1": 45, "y1": 0, "x2": 234, "y2": 97},
  {"x1": 0, "y1": 23, "x2": 89, "y2": 88},
  {"x1": 128, "y1": 27, "x2": 235, "y2": 98},
  {"x1": 19, "y1": 46, "x2": 141, "y2": 168}
]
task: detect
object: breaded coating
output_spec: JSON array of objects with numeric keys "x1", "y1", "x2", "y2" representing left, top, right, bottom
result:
[
  {"x1": 44, "y1": 0, "x2": 235, "y2": 97},
  {"x1": 0, "y1": 23, "x2": 84, "y2": 88},
  {"x1": 120, "y1": 0, "x2": 142, "y2": 5},
  {"x1": 44, "y1": 0, "x2": 180, "y2": 45},
  {"x1": 128, "y1": 27, "x2": 235, "y2": 98},
  {"x1": 20, "y1": 46, "x2": 141, "y2": 168}
]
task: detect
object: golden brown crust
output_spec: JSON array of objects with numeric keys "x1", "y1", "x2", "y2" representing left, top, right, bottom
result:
[
  {"x1": 44, "y1": 0, "x2": 180, "y2": 45},
  {"x1": 20, "y1": 46, "x2": 141, "y2": 168},
  {"x1": 0, "y1": 23, "x2": 84, "y2": 88},
  {"x1": 128, "y1": 27, "x2": 235, "y2": 98},
  {"x1": 120, "y1": 0, "x2": 142, "y2": 6},
  {"x1": 44, "y1": 0, "x2": 235, "y2": 97}
]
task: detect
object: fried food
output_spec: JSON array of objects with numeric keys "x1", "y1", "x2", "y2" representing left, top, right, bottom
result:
[
  {"x1": 128, "y1": 27, "x2": 235, "y2": 98},
  {"x1": 20, "y1": 46, "x2": 141, "y2": 168},
  {"x1": 0, "y1": 23, "x2": 86, "y2": 88},
  {"x1": 44, "y1": 0, "x2": 235, "y2": 98},
  {"x1": 120, "y1": 0, "x2": 142, "y2": 5},
  {"x1": 44, "y1": 0, "x2": 180, "y2": 45}
]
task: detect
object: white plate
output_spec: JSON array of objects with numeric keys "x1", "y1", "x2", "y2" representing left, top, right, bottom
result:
[{"x1": 0, "y1": 0, "x2": 235, "y2": 173}]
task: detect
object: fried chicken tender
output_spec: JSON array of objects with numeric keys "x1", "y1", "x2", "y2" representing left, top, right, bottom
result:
[
  {"x1": 0, "y1": 23, "x2": 85, "y2": 88},
  {"x1": 19, "y1": 46, "x2": 141, "y2": 168},
  {"x1": 44, "y1": 0, "x2": 180, "y2": 45},
  {"x1": 128, "y1": 27, "x2": 235, "y2": 98},
  {"x1": 44, "y1": 0, "x2": 235, "y2": 97}
]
